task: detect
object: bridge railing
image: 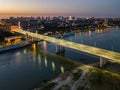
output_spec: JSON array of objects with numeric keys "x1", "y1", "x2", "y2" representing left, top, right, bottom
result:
[{"x1": 13, "y1": 29, "x2": 120, "y2": 63}]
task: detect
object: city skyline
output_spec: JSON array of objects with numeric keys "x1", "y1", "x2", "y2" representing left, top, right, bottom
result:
[
  {"x1": 0, "y1": 0, "x2": 120, "y2": 89},
  {"x1": 0, "y1": 0, "x2": 120, "y2": 18}
]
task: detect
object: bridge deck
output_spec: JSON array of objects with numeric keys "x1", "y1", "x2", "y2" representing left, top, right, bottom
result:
[{"x1": 13, "y1": 30, "x2": 120, "y2": 62}]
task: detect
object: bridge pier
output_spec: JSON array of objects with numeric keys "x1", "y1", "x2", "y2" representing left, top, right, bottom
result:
[
  {"x1": 99, "y1": 57, "x2": 108, "y2": 67},
  {"x1": 56, "y1": 44, "x2": 65, "y2": 54},
  {"x1": 14, "y1": 30, "x2": 120, "y2": 64}
]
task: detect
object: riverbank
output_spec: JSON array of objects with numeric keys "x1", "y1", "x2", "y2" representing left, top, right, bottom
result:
[
  {"x1": 0, "y1": 40, "x2": 40, "y2": 52},
  {"x1": 0, "y1": 42, "x2": 30, "y2": 52},
  {"x1": 33, "y1": 64, "x2": 120, "y2": 90}
]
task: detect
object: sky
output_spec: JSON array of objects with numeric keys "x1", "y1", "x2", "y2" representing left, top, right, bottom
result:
[{"x1": 0, "y1": 0, "x2": 120, "y2": 17}]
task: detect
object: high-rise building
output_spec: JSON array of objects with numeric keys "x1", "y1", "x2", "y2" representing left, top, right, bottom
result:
[
  {"x1": 68, "y1": 16, "x2": 73, "y2": 21},
  {"x1": 18, "y1": 21, "x2": 21, "y2": 29}
]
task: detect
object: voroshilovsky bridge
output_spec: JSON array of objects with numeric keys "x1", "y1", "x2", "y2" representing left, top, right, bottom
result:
[{"x1": 13, "y1": 29, "x2": 120, "y2": 67}]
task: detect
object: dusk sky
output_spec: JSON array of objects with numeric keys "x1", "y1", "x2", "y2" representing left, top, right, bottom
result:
[{"x1": 0, "y1": 0, "x2": 120, "y2": 17}]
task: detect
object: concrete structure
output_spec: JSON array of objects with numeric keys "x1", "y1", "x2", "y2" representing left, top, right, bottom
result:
[
  {"x1": 13, "y1": 29, "x2": 120, "y2": 67},
  {"x1": 18, "y1": 21, "x2": 21, "y2": 29},
  {"x1": 100, "y1": 57, "x2": 107, "y2": 67}
]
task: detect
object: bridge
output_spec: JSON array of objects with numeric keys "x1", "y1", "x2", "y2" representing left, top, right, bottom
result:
[{"x1": 13, "y1": 29, "x2": 120, "y2": 67}]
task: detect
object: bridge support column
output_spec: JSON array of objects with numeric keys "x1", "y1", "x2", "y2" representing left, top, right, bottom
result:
[
  {"x1": 56, "y1": 45, "x2": 65, "y2": 54},
  {"x1": 99, "y1": 57, "x2": 107, "y2": 67}
]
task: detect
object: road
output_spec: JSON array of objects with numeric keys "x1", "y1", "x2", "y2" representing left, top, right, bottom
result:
[{"x1": 13, "y1": 29, "x2": 120, "y2": 63}]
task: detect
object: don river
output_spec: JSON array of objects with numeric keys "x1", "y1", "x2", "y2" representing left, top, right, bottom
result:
[{"x1": 0, "y1": 27, "x2": 120, "y2": 90}]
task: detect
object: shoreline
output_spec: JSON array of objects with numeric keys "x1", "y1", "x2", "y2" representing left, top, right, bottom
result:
[
  {"x1": 0, "y1": 40, "x2": 40, "y2": 53},
  {"x1": 32, "y1": 65, "x2": 91, "y2": 90},
  {"x1": 32, "y1": 62, "x2": 120, "y2": 90}
]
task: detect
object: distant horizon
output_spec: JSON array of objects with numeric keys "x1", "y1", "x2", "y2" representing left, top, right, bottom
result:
[
  {"x1": 0, "y1": 0, "x2": 120, "y2": 19},
  {"x1": 0, "y1": 14, "x2": 120, "y2": 19}
]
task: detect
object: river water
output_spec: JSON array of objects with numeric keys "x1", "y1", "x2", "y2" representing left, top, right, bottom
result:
[{"x1": 0, "y1": 27, "x2": 120, "y2": 90}]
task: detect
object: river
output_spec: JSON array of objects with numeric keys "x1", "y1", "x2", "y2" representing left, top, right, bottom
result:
[{"x1": 0, "y1": 27, "x2": 120, "y2": 90}]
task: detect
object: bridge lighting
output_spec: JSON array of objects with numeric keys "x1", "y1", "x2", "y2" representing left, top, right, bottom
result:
[{"x1": 13, "y1": 30, "x2": 120, "y2": 64}]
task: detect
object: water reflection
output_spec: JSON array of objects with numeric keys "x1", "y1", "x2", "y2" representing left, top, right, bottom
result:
[
  {"x1": 32, "y1": 43, "x2": 37, "y2": 56},
  {"x1": 43, "y1": 41, "x2": 47, "y2": 56},
  {"x1": 88, "y1": 30, "x2": 91, "y2": 36},
  {"x1": 43, "y1": 41, "x2": 47, "y2": 51},
  {"x1": 23, "y1": 49, "x2": 27, "y2": 54},
  {"x1": 97, "y1": 29, "x2": 103, "y2": 33},
  {"x1": 52, "y1": 61, "x2": 55, "y2": 71},
  {"x1": 32, "y1": 43, "x2": 37, "y2": 63},
  {"x1": 44, "y1": 56, "x2": 48, "y2": 68},
  {"x1": 15, "y1": 52, "x2": 21, "y2": 64},
  {"x1": 60, "y1": 66, "x2": 64, "y2": 73},
  {"x1": 0, "y1": 46, "x2": 78, "y2": 90},
  {"x1": 38, "y1": 54, "x2": 41, "y2": 66}
]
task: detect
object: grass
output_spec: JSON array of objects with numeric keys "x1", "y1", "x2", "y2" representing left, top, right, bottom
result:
[{"x1": 88, "y1": 68, "x2": 120, "y2": 90}]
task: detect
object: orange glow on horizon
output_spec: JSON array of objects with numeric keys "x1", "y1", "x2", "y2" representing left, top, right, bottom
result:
[{"x1": 0, "y1": 0, "x2": 120, "y2": 18}]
